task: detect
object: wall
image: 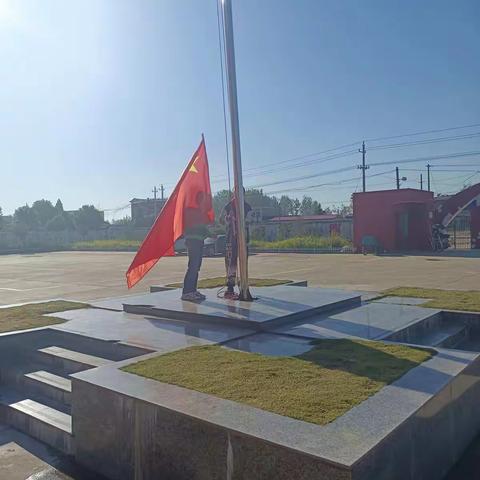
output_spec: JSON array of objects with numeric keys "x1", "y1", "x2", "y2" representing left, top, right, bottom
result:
[
  {"x1": 72, "y1": 376, "x2": 350, "y2": 480},
  {"x1": 0, "y1": 226, "x2": 151, "y2": 253},
  {"x1": 353, "y1": 189, "x2": 434, "y2": 252}
]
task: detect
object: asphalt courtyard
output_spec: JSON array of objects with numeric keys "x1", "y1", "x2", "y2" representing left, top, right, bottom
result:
[{"x1": 0, "y1": 251, "x2": 479, "y2": 306}]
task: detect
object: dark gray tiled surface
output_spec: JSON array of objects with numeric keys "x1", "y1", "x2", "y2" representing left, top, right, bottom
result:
[
  {"x1": 118, "y1": 286, "x2": 361, "y2": 328},
  {"x1": 49, "y1": 308, "x2": 253, "y2": 351},
  {"x1": 276, "y1": 302, "x2": 441, "y2": 340}
]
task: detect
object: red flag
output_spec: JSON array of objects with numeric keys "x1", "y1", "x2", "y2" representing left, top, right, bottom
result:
[{"x1": 126, "y1": 138, "x2": 214, "y2": 288}]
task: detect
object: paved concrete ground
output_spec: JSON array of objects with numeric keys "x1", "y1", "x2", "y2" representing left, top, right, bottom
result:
[
  {"x1": 0, "y1": 251, "x2": 479, "y2": 477},
  {"x1": 0, "y1": 423, "x2": 104, "y2": 479},
  {"x1": 0, "y1": 251, "x2": 479, "y2": 306}
]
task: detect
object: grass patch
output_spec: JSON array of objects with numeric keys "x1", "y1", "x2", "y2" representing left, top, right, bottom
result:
[
  {"x1": 0, "y1": 301, "x2": 87, "y2": 333},
  {"x1": 166, "y1": 277, "x2": 291, "y2": 289},
  {"x1": 251, "y1": 235, "x2": 351, "y2": 250},
  {"x1": 71, "y1": 239, "x2": 141, "y2": 251},
  {"x1": 384, "y1": 287, "x2": 480, "y2": 312},
  {"x1": 124, "y1": 340, "x2": 432, "y2": 425}
]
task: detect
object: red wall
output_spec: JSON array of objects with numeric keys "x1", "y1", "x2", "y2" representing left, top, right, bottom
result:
[
  {"x1": 353, "y1": 189, "x2": 434, "y2": 252},
  {"x1": 471, "y1": 207, "x2": 480, "y2": 249}
]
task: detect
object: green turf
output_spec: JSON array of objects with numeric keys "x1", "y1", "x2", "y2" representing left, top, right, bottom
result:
[
  {"x1": 166, "y1": 277, "x2": 291, "y2": 289},
  {"x1": 383, "y1": 287, "x2": 480, "y2": 312},
  {"x1": 250, "y1": 234, "x2": 351, "y2": 249},
  {"x1": 0, "y1": 301, "x2": 87, "y2": 333},
  {"x1": 123, "y1": 340, "x2": 433, "y2": 425}
]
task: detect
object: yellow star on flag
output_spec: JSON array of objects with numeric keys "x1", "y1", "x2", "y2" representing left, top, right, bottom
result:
[{"x1": 189, "y1": 156, "x2": 199, "y2": 173}]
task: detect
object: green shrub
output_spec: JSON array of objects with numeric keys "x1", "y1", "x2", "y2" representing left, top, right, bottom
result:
[{"x1": 251, "y1": 235, "x2": 351, "y2": 250}]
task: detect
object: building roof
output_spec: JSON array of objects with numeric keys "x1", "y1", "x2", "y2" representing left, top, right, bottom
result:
[
  {"x1": 130, "y1": 198, "x2": 166, "y2": 204},
  {"x1": 269, "y1": 214, "x2": 344, "y2": 223},
  {"x1": 352, "y1": 188, "x2": 433, "y2": 197}
]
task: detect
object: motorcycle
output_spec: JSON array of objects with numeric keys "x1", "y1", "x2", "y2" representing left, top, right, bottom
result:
[{"x1": 431, "y1": 224, "x2": 450, "y2": 252}]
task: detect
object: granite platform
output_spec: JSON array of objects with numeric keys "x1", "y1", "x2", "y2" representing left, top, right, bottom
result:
[
  {"x1": 72, "y1": 342, "x2": 480, "y2": 480},
  {"x1": 47, "y1": 308, "x2": 254, "y2": 352},
  {"x1": 3, "y1": 286, "x2": 480, "y2": 480},
  {"x1": 120, "y1": 286, "x2": 361, "y2": 330},
  {"x1": 373, "y1": 296, "x2": 431, "y2": 306},
  {"x1": 276, "y1": 302, "x2": 442, "y2": 341}
]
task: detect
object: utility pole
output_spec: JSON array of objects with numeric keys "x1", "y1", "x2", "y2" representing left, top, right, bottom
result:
[
  {"x1": 396, "y1": 167, "x2": 400, "y2": 189},
  {"x1": 420, "y1": 174, "x2": 423, "y2": 191},
  {"x1": 427, "y1": 164, "x2": 431, "y2": 192},
  {"x1": 357, "y1": 141, "x2": 369, "y2": 192},
  {"x1": 160, "y1": 184, "x2": 165, "y2": 200},
  {"x1": 152, "y1": 186, "x2": 158, "y2": 220}
]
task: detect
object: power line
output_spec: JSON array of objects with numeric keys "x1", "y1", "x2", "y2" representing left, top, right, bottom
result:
[
  {"x1": 236, "y1": 141, "x2": 361, "y2": 174},
  {"x1": 368, "y1": 132, "x2": 480, "y2": 151},
  {"x1": 210, "y1": 149, "x2": 358, "y2": 183},
  {"x1": 249, "y1": 165, "x2": 357, "y2": 190},
  {"x1": 209, "y1": 126, "x2": 480, "y2": 185},
  {"x1": 262, "y1": 169, "x2": 396, "y2": 196},
  {"x1": 432, "y1": 162, "x2": 480, "y2": 167},
  {"x1": 250, "y1": 151, "x2": 480, "y2": 190},
  {"x1": 369, "y1": 150, "x2": 480, "y2": 167},
  {"x1": 426, "y1": 169, "x2": 480, "y2": 173},
  {"x1": 247, "y1": 123, "x2": 480, "y2": 174},
  {"x1": 365, "y1": 122, "x2": 480, "y2": 144}
]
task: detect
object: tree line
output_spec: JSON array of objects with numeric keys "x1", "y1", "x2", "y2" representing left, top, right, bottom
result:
[
  {"x1": 212, "y1": 189, "x2": 351, "y2": 219},
  {"x1": 0, "y1": 199, "x2": 105, "y2": 236},
  {"x1": 0, "y1": 189, "x2": 352, "y2": 234}
]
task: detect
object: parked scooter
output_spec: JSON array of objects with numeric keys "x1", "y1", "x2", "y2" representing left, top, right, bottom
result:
[{"x1": 432, "y1": 224, "x2": 450, "y2": 251}]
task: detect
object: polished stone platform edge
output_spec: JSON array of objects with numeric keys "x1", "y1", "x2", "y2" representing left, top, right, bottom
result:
[
  {"x1": 122, "y1": 286, "x2": 361, "y2": 331},
  {"x1": 149, "y1": 279, "x2": 308, "y2": 293},
  {"x1": 72, "y1": 346, "x2": 480, "y2": 480}
]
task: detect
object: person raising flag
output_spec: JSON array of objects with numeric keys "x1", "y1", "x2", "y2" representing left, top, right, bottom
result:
[
  {"x1": 220, "y1": 188, "x2": 252, "y2": 300},
  {"x1": 181, "y1": 191, "x2": 210, "y2": 301},
  {"x1": 126, "y1": 137, "x2": 214, "y2": 299}
]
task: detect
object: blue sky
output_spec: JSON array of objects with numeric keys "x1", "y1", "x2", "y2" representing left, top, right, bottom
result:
[{"x1": 0, "y1": 0, "x2": 479, "y2": 218}]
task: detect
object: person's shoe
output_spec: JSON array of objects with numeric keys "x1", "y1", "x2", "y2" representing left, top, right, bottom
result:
[
  {"x1": 181, "y1": 292, "x2": 199, "y2": 302},
  {"x1": 224, "y1": 291, "x2": 239, "y2": 300},
  {"x1": 193, "y1": 291, "x2": 206, "y2": 301}
]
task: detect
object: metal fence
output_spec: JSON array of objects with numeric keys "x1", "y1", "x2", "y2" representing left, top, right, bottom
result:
[{"x1": 448, "y1": 214, "x2": 471, "y2": 249}]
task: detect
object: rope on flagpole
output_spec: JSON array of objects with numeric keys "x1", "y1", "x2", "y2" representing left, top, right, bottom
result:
[{"x1": 216, "y1": 0, "x2": 232, "y2": 192}]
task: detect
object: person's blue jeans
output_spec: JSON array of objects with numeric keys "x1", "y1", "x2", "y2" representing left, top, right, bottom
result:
[{"x1": 183, "y1": 238, "x2": 204, "y2": 294}]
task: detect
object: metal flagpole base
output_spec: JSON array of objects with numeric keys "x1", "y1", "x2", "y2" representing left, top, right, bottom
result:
[{"x1": 239, "y1": 288, "x2": 254, "y2": 302}]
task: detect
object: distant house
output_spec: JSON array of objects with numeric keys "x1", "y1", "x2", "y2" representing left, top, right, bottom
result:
[
  {"x1": 249, "y1": 206, "x2": 277, "y2": 223},
  {"x1": 130, "y1": 198, "x2": 167, "y2": 224}
]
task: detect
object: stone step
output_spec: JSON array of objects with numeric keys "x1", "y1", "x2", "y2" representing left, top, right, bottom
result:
[
  {"x1": 36, "y1": 346, "x2": 112, "y2": 374},
  {"x1": 437, "y1": 323, "x2": 468, "y2": 349},
  {"x1": 24, "y1": 370, "x2": 72, "y2": 406},
  {"x1": 0, "y1": 388, "x2": 73, "y2": 455},
  {"x1": 411, "y1": 322, "x2": 467, "y2": 348}
]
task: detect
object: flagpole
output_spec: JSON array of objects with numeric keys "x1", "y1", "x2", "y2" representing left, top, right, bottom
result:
[{"x1": 221, "y1": 0, "x2": 252, "y2": 301}]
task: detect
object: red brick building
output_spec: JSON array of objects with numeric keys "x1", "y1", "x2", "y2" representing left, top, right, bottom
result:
[{"x1": 353, "y1": 189, "x2": 434, "y2": 252}]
